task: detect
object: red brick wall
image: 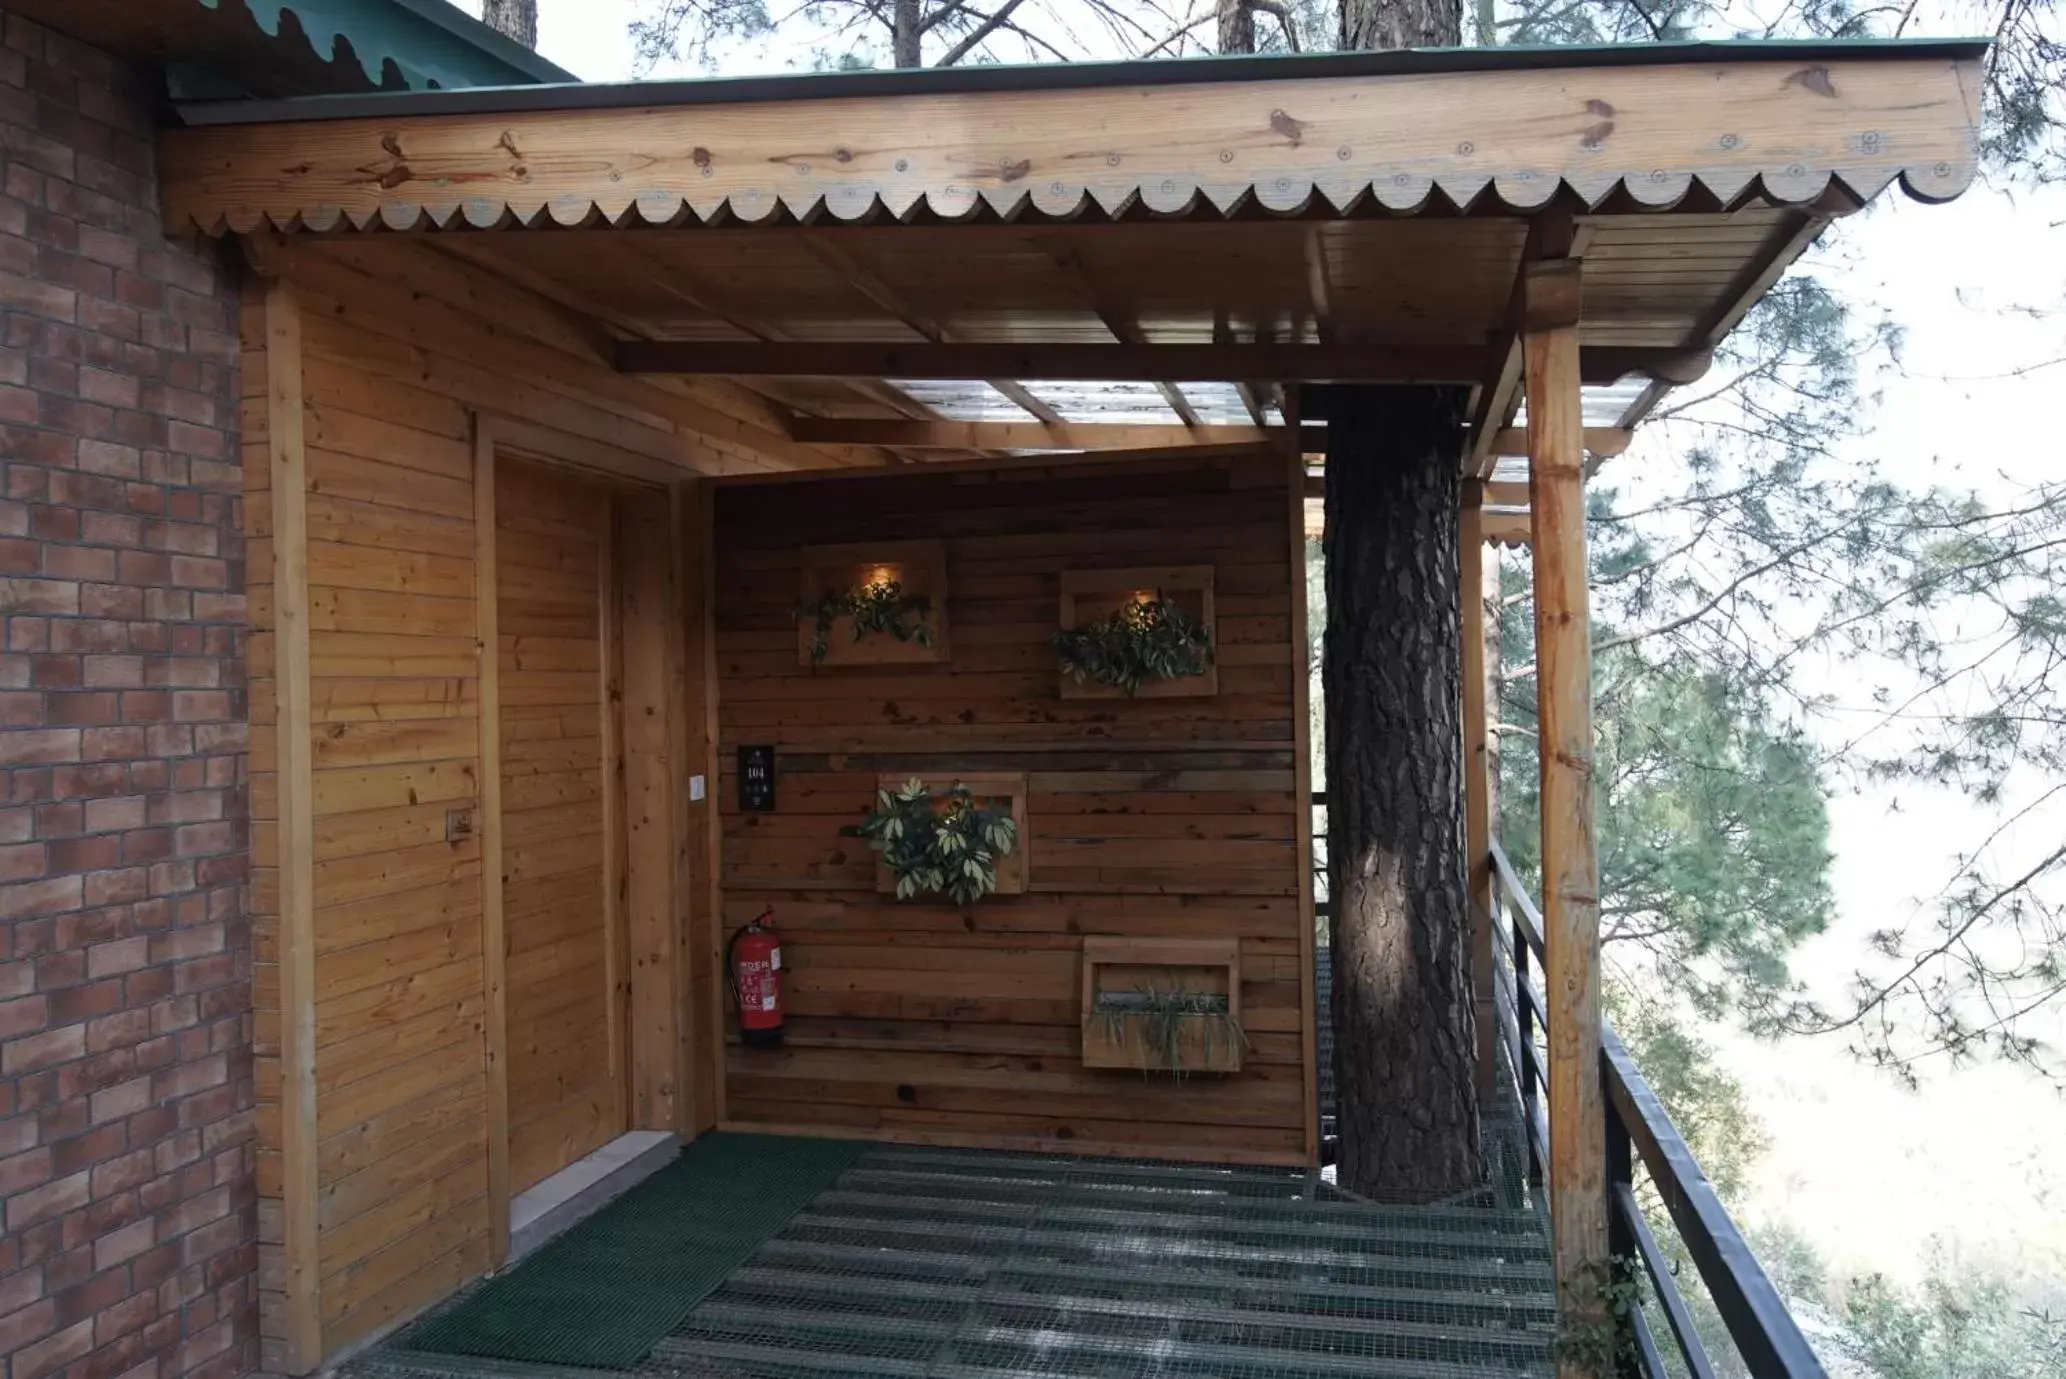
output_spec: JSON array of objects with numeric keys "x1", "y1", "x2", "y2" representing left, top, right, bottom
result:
[{"x1": 0, "y1": 11, "x2": 255, "y2": 1379}]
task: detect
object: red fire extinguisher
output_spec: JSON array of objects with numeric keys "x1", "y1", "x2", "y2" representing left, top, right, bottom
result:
[{"x1": 727, "y1": 909, "x2": 784, "y2": 1048}]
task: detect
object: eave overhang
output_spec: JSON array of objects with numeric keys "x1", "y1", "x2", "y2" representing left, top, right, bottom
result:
[{"x1": 159, "y1": 40, "x2": 1987, "y2": 236}]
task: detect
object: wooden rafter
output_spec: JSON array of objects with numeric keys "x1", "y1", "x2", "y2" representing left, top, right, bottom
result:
[
  {"x1": 1043, "y1": 239, "x2": 1202, "y2": 430},
  {"x1": 788, "y1": 418, "x2": 1299, "y2": 449},
  {"x1": 602, "y1": 236, "x2": 936, "y2": 434},
  {"x1": 614, "y1": 340, "x2": 1705, "y2": 385},
  {"x1": 797, "y1": 234, "x2": 1061, "y2": 426}
]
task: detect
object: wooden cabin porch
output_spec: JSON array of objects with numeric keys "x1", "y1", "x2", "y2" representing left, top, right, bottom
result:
[{"x1": 163, "y1": 37, "x2": 1985, "y2": 1378}]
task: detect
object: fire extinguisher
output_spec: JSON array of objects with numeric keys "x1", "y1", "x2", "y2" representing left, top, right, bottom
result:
[{"x1": 727, "y1": 908, "x2": 784, "y2": 1049}]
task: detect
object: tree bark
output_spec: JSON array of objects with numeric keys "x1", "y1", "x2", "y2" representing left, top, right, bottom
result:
[
  {"x1": 482, "y1": 0, "x2": 538, "y2": 48},
  {"x1": 1342, "y1": 0, "x2": 1460, "y2": 50},
  {"x1": 893, "y1": 0, "x2": 923, "y2": 66},
  {"x1": 1322, "y1": 385, "x2": 1481, "y2": 1202},
  {"x1": 1218, "y1": 0, "x2": 1256, "y2": 53}
]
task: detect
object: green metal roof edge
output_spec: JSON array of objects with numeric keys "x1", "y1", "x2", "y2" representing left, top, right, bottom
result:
[
  {"x1": 179, "y1": 34, "x2": 1990, "y2": 125},
  {"x1": 204, "y1": 0, "x2": 574, "y2": 90}
]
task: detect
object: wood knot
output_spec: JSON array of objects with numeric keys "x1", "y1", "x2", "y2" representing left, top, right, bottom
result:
[
  {"x1": 1784, "y1": 65, "x2": 1837, "y2": 97},
  {"x1": 692, "y1": 146, "x2": 713, "y2": 170},
  {"x1": 1269, "y1": 108, "x2": 1307, "y2": 146},
  {"x1": 380, "y1": 132, "x2": 404, "y2": 158},
  {"x1": 999, "y1": 158, "x2": 1032, "y2": 183},
  {"x1": 1585, "y1": 99, "x2": 1615, "y2": 117}
]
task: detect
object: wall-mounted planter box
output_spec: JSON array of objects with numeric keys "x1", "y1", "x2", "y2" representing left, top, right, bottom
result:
[
  {"x1": 871, "y1": 772, "x2": 1029, "y2": 898},
  {"x1": 797, "y1": 539, "x2": 949, "y2": 668},
  {"x1": 1080, "y1": 936, "x2": 1243, "y2": 1074},
  {"x1": 1056, "y1": 565, "x2": 1217, "y2": 699}
]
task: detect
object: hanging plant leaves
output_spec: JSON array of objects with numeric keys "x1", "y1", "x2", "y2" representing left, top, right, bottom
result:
[
  {"x1": 793, "y1": 576, "x2": 934, "y2": 664},
  {"x1": 1051, "y1": 593, "x2": 1214, "y2": 696},
  {"x1": 1090, "y1": 985, "x2": 1248, "y2": 1078},
  {"x1": 859, "y1": 777, "x2": 1019, "y2": 905}
]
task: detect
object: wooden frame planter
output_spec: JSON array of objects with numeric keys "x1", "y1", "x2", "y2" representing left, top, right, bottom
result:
[
  {"x1": 797, "y1": 539, "x2": 949, "y2": 668},
  {"x1": 871, "y1": 772, "x2": 1029, "y2": 898},
  {"x1": 1056, "y1": 565, "x2": 1217, "y2": 699},
  {"x1": 1080, "y1": 936, "x2": 1243, "y2": 1074}
]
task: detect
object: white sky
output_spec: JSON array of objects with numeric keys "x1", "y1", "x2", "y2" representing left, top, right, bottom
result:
[{"x1": 483, "y1": 0, "x2": 2066, "y2": 1293}]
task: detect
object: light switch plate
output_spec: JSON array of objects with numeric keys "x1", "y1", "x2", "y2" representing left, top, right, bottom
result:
[{"x1": 689, "y1": 774, "x2": 707, "y2": 802}]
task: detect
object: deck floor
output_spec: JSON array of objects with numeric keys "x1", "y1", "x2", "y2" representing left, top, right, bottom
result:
[{"x1": 357, "y1": 1143, "x2": 1555, "y2": 1379}]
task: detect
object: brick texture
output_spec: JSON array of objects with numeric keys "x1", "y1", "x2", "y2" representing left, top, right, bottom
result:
[{"x1": 0, "y1": 11, "x2": 255, "y2": 1379}]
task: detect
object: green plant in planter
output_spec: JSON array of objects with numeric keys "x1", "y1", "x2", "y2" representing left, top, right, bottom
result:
[
  {"x1": 860, "y1": 778, "x2": 1018, "y2": 904},
  {"x1": 1091, "y1": 986, "x2": 1247, "y2": 1077},
  {"x1": 794, "y1": 576, "x2": 934, "y2": 664},
  {"x1": 1051, "y1": 594, "x2": 1213, "y2": 695}
]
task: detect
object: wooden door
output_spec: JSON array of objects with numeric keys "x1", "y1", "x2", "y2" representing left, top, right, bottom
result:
[{"x1": 496, "y1": 459, "x2": 628, "y2": 1194}]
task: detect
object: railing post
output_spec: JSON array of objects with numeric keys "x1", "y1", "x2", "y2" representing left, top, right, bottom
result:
[
  {"x1": 1515, "y1": 905, "x2": 1542, "y2": 1191},
  {"x1": 1606, "y1": 1103, "x2": 1638, "y2": 1376}
]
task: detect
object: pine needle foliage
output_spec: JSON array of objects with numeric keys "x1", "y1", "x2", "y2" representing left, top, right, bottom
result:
[
  {"x1": 794, "y1": 578, "x2": 933, "y2": 664},
  {"x1": 860, "y1": 778, "x2": 1018, "y2": 904},
  {"x1": 1051, "y1": 595, "x2": 1214, "y2": 695}
]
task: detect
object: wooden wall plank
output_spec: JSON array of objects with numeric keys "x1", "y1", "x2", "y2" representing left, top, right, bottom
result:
[{"x1": 711, "y1": 453, "x2": 1309, "y2": 1164}]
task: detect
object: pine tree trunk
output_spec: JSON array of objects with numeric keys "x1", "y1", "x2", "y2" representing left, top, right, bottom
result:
[
  {"x1": 1322, "y1": 386, "x2": 1481, "y2": 1201},
  {"x1": 893, "y1": 0, "x2": 923, "y2": 66},
  {"x1": 1218, "y1": 0, "x2": 1256, "y2": 53},
  {"x1": 1342, "y1": 0, "x2": 1460, "y2": 50},
  {"x1": 482, "y1": 0, "x2": 538, "y2": 48}
]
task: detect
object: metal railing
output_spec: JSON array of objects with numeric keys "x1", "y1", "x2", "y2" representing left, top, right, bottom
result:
[
  {"x1": 1311, "y1": 784, "x2": 1823, "y2": 1377},
  {"x1": 1487, "y1": 836, "x2": 1827, "y2": 1379}
]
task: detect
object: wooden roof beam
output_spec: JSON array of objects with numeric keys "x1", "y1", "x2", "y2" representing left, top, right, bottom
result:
[
  {"x1": 614, "y1": 340, "x2": 1704, "y2": 385},
  {"x1": 1464, "y1": 211, "x2": 1595, "y2": 480},
  {"x1": 797, "y1": 234, "x2": 1062, "y2": 426},
  {"x1": 784, "y1": 417, "x2": 1632, "y2": 456}
]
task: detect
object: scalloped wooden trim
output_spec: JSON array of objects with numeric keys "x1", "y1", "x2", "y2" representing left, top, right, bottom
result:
[{"x1": 161, "y1": 55, "x2": 1981, "y2": 236}]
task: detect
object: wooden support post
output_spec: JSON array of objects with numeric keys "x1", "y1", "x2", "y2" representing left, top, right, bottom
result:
[
  {"x1": 687, "y1": 485, "x2": 727, "y2": 1131},
  {"x1": 620, "y1": 497, "x2": 686, "y2": 1132},
  {"x1": 599, "y1": 493, "x2": 630, "y2": 1128},
  {"x1": 266, "y1": 277, "x2": 322, "y2": 1374},
  {"x1": 1523, "y1": 247, "x2": 1610, "y2": 1367},
  {"x1": 472, "y1": 418, "x2": 511, "y2": 1268},
  {"x1": 1459, "y1": 487, "x2": 1499, "y2": 1100}
]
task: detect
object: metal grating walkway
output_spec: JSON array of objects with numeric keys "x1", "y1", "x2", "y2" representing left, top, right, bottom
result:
[{"x1": 358, "y1": 1144, "x2": 1555, "y2": 1379}]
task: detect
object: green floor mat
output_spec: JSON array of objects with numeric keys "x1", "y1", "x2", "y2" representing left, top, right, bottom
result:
[{"x1": 402, "y1": 1132, "x2": 871, "y2": 1368}]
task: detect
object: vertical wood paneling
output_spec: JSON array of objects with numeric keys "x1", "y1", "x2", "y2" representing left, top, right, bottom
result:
[
  {"x1": 264, "y1": 276, "x2": 322, "y2": 1375},
  {"x1": 685, "y1": 484, "x2": 726, "y2": 1134},
  {"x1": 473, "y1": 422, "x2": 510, "y2": 1267},
  {"x1": 710, "y1": 454, "x2": 1310, "y2": 1166},
  {"x1": 621, "y1": 497, "x2": 686, "y2": 1131}
]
